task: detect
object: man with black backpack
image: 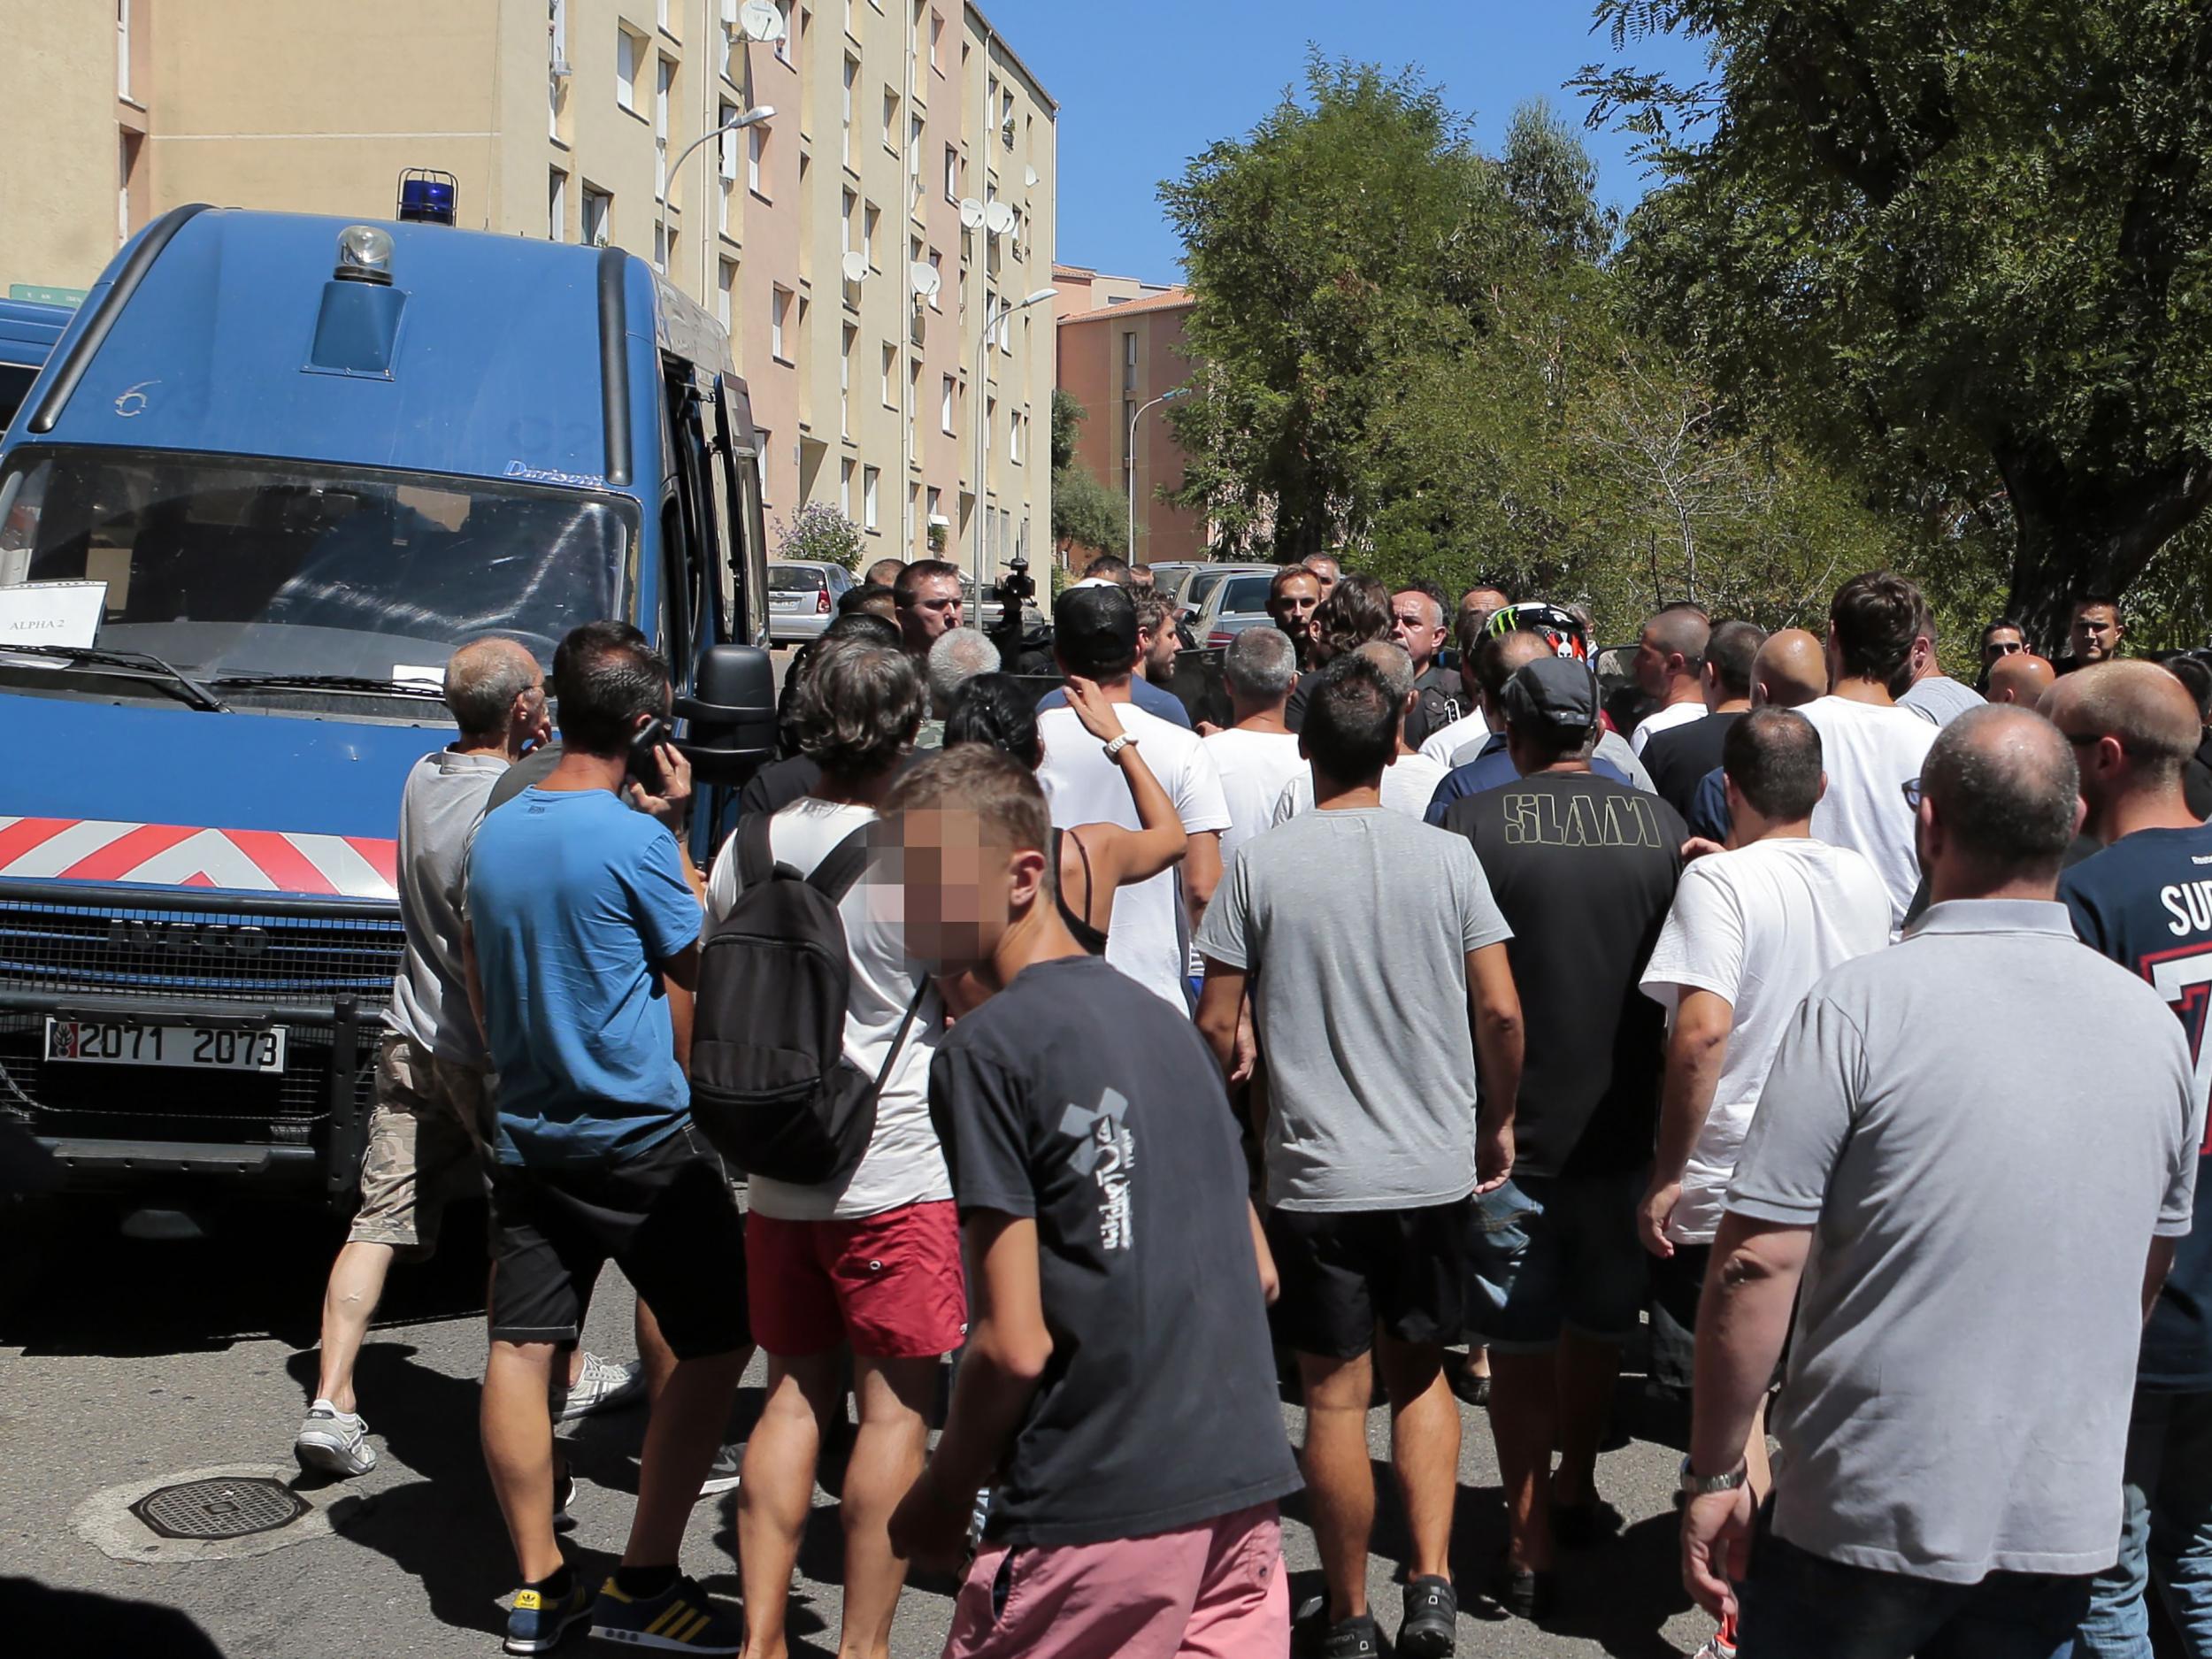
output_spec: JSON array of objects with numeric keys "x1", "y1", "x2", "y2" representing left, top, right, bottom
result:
[{"x1": 697, "y1": 636, "x2": 959, "y2": 1659}]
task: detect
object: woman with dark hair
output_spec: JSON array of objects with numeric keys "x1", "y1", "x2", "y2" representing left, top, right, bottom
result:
[{"x1": 942, "y1": 672, "x2": 1185, "y2": 951}]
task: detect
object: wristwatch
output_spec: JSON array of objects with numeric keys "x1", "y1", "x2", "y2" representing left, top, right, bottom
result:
[
  {"x1": 1102, "y1": 733, "x2": 1138, "y2": 760},
  {"x1": 1679, "y1": 1455, "x2": 1750, "y2": 1496}
]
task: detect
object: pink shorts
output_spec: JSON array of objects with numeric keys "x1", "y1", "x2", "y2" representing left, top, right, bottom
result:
[
  {"x1": 746, "y1": 1201, "x2": 966, "y2": 1359},
  {"x1": 941, "y1": 1502, "x2": 1286, "y2": 1659}
]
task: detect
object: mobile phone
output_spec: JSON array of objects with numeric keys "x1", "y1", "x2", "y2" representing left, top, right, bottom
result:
[{"x1": 627, "y1": 715, "x2": 673, "y2": 793}]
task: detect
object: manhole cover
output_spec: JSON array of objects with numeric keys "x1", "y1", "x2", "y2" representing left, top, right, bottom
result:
[{"x1": 128, "y1": 1477, "x2": 309, "y2": 1541}]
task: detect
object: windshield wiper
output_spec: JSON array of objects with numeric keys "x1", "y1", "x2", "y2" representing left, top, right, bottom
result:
[
  {"x1": 0, "y1": 644, "x2": 231, "y2": 712},
  {"x1": 211, "y1": 672, "x2": 448, "y2": 700}
]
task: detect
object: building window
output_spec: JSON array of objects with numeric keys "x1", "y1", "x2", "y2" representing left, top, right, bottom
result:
[
  {"x1": 655, "y1": 57, "x2": 673, "y2": 196},
  {"x1": 985, "y1": 395, "x2": 995, "y2": 453},
  {"x1": 616, "y1": 27, "x2": 641, "y2": 111},
  {"x1": 926, "y1": 485, "x2": 941, "y2": 537},
  {"x1": 842, "y1": 56, "x2": 857, "y2": 166},
  {"x1": 549, "y1": 168, "x2": 567, "y2": 241},
  {"x1": 1122, "y1": 331, "x2": 1137, "y2": 392},
  {"x1": 748, "y1": 125, "x2": 766, "y2": 197},
  {"x1": 549, "y1": 0, "x2": 567, "y2": 136},
  {"x1": 944, "y1": 144, "x2": 959, "y2": 203},
  {"x1": 655, "y1": 224, "x2": 678, "y2": 274},
  {"x1": 117, "y1": 0, "x2": 131, "y2": 100},
  {"x1": 882, "y1": 87, "x2": 899, "y2": 154},
  {"x1": 841, "y1": 457, "x2": 855, "y2": 516},
  {"x1": 717, "y1": 258, "x2": 736, "y2": 330},
  {"x1": 582, "y1": 185, "x2": 611, "y2": 248},
  {"x1": 758, "y1": 428, "x2": 773, "y2": 503},
  {"x1": 841, "y1": 188, "x2": 856, "y2": 252},
  {"x1": 928, "y1": 11, "x2": 942, "y2": 71},
  {"x1": 718, "y1": 100, "x2": 738, "y2": 234},
  {"x1": 1010, "y1": 410, "x2": 1023, "y2": 465},
  {"x1": 941, "y1": 374, "x2": 956, "y2": 434},
  {"x1": 908, "y1": 114, "x2": 925, "y2": 201},
  {"x1": 657, "y1": 0, "x2": 671, "y2": 35},
  {"x1": 841, "y1": 325, "x2": 856, "y2": 436},
  {"x1": 864, "y1": 465, "x2": 880, "y2": 532},
  {"x1": 771, "y1": 286, "x2": 793, "y2": 361},
  {"x1": 1001, "y1": 88, "x2": 1016, "y2": 148},
  {"x1": 880, "y1": 342, "x2": 897, "y2": 408},
  {"x1": 776, "y1": 0, "x2": 794, "y2": 63},
  {"x1": 863, "y1": 201, "x2": 880, "y2": 268},
  {"x1": 927, "y1": 249, "x2": 942, "y2": 310}
]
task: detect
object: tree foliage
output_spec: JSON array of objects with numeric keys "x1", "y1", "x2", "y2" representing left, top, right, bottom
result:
[
  {"x1": 1581, "y1": 0, "x2": 2212, "y2": 645},
  {"x1": 1159, "y1": 56, "x2": 1901, "y2": 639},
  {"x1": 1052, "y1": 457, "x2": 1125, "y2": 561},
  {"x1": 773, "y1": 501, "x2": 864, "y2": 572}
]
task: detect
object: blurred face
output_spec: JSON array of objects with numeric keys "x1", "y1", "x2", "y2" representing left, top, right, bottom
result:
[
  {"x1": 899, "y1": 575, "x2": 964, "y2": 649},
  {"x1": 1981, "y1": 626, "x2": 2024, "y2": 668},
  {"x1": 890, "y1": 805, "x2": 1042, "y2": 977},
  {"x1": 1303, "y1": 557, "x2": 1340, "y2": 598},
  {"x1": 1269, "y1": 573, "x2": 1322, "y2": 639},
  {"x1": 2071, "y1": 604, "x2": 2122, "y2": 664},
  {"x1": 516, "y1": 675, "x2": 552, "y2": 749},
  {"x1": 1128, "y1": 567, "x2": 1156, "y2": 592},
  {"x1": 1391, "y1": 594, "x2": 1447, "y2": 671},
  {"x1": 1460, "y1": 588, "x2": 1509, "y2": 630}
]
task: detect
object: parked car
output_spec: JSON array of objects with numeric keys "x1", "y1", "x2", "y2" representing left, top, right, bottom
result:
[
  {"x1": 768, "y1": 559, "x2": 855, "y2": 643},
  {"x1": 960, "y1": 572, "x2": 1005, "y2": 632},
  {"x1": 1191, "y1": 565, "x2": 1288, "y2": 648},
  {"x1": 1146, "y1": 561, "x2": 1209, "y2": 611}
]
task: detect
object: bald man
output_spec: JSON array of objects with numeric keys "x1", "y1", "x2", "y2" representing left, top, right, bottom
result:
[
  {"x1": 2052, "y1": 664, "x2": 2212, "y2": 1651},
  {"x1": 296, "y1": 638, "x2": 573, "y2": 1476},
  {"x1": 1632, "y1": 603, "x2": 1715, "y2": 756},
  {"x1": 1685, "y1": 630, "x2": 1829, "y2": 842},
  {"x1": 1986, "y1": 650, "x2": 2056, "y2": 708},
  {"x1": 1461, "y1": 587, "x2": 1512, "y2": 631}
]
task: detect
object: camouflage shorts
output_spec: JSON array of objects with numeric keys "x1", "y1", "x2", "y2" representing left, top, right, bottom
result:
[{"x1": 348, "y1": 1032, "x2": 493, "y2": 1258}]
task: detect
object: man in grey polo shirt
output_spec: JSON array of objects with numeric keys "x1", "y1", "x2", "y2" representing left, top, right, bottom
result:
[{"x1": 1680, "y1": 706, "x2": 2202, "y2": 1658}]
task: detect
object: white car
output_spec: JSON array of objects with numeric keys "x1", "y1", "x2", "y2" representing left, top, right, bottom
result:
[
  {"x1": 767, "y1": 560, "x2": 855, "y2": 644},
  {"x1": 1187, "y1": 564, "x2": 1287, "y2": 648}
]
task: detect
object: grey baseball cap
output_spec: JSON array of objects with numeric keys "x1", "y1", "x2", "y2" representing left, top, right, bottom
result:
[{"x1": 1502, "y1": 655, "x2": 1598, "y2": 732}]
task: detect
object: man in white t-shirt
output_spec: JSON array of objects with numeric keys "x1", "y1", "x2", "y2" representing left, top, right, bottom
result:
[
  {"x1": 1797, "y1": 572, "x2": 1939, "y2": 933},
  {"x1": 1037, "y1": 584, "x2": 1229, "y2": 1009},
  {"x1": 1274, "y1": 640, "x2": 1448, "y2": 823},
  {"x1": 702, "y1": 638, "x2": 959, "y2": 1659},
  {"x1": 1204, "y1": 626, "x2": 1305, "y2": 860},
  {"x1": 1629, "y1": 602, "x2": 1712, "y2": 756}
]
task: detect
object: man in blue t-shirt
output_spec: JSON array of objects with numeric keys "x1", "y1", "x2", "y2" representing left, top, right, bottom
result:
[
  {"x1": 465, "y1": 621, "x2": 749, "y2": 1655},
  {"x1": 2052, "y1": 661, "x2": 2212, "y2": 1655}
]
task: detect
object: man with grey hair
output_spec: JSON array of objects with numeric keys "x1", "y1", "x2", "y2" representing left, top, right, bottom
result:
[
  {"x1": 296, "y1": 639, "x2": 584, "y2": 1477},
  {"x1": 1205, "y1": 626, "x2": 1304, "y2": 860},
  {"x1": 1682, "y1": 705, "x2": 2202, "y2": 1655},
  {"x1": 917, "y1": 626, "x2": 1000, "y2": 750}
]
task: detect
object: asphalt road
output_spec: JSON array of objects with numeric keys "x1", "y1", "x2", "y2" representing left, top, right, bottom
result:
[{"x1": 0, "y1": 1194, "x2": 1716, "y2": 1659}]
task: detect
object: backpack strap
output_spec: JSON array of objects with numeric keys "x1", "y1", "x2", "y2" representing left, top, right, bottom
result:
[
  {"x1": 870, "y1": 975, "x2": 931, "y2": 1095},
  {"x1": 735, "y1": 810, "x2": 777, "y2": 892},
  {"x1": 806, "y1": 822, "x2": 878, "y2": 902}
]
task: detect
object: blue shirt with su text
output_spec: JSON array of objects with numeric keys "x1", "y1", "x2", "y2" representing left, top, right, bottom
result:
[{"x1": 468, "y1": 787, "x2": 702, "y2": 1168}]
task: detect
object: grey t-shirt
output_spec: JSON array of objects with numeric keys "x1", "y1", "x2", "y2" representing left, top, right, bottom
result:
[
  {"x1": 1898, "y1": 673, "x2": 1985, "y2": 728},
  {"x1": 1194, "y1": 807, "x2": 1513, "y2": 1211},
  {"x1": 1730, "y1": 900, "x2": 2202, "y2": 1584},
  {"x1": 387, "y1": 749, "x2": 508, "y2": 1065}
]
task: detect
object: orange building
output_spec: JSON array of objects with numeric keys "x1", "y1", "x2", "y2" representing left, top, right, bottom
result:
[{"x1": 1054, "y1": 262, "x2": 1206, "y2": 566}]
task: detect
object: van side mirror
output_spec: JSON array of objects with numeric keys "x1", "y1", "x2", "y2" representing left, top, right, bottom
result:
[{"x1": 675, "y1": 643, "x2": 777, "y2": 786}]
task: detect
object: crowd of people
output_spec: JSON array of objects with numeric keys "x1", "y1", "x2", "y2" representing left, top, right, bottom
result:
[{"x1": 291, "y1": 554, "x2": 2207, "y2": 1659}]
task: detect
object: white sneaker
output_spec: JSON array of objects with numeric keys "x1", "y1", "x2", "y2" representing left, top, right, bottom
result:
[
  {"x1": 294, "y1": 1400, "x2": 376, "y2": 1477},
  {"x1": 1693, "y1": 1627, "x2": 1738, "y2": 1659},
  {"x1": 551, "y1": 1352, "x2": 646, "y2": 1423},
  {"x1": 696, "y1": 1440, "x2": 742, "y2": 1500}
]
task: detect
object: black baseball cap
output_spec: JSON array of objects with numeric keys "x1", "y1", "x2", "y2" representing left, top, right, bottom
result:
[
  {"x1": 1054, "y1": 583, "x2": 1139, "y2": 659},
  {"x1": 1502, "y1": 656, "x2": 1598, "y2": 733}
]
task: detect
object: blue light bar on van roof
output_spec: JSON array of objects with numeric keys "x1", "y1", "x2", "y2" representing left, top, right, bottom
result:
[{"x1": 396, "y1": 168, "x2": 457, "y2": 227}]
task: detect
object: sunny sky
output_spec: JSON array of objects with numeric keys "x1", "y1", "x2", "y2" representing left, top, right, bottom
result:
[{"x1": 977, "y1": 0, "x2": 1710, "y2": 282}]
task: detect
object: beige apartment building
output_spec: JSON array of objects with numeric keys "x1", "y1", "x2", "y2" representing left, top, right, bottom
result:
[
  {"x1": 0, "y1": 0, "x2": 1054, "y2": 585},
  {"x1": 1055, "y1": 263, "x2": 1206, "y2": 565}
]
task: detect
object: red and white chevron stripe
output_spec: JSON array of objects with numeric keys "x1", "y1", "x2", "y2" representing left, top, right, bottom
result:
[{"x1": 0, "y1": 817, "x2": 398, "y2": 900}]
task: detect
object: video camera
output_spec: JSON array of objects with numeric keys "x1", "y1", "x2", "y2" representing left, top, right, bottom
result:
[{"x1": 989, "y1": 551, "x2": 1036, "y2": 609}]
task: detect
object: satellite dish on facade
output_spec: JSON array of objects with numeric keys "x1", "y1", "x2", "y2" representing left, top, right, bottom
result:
[
  {"x1": 910, "y1": 261, "x2": 941, "y2": 299},
  {"x1": 1024, "y1": 165, "x2": 1039, "y2": 188},
  {"x1": 738, "y1": 0, "x2": 786, "y2": 42},
  {"x1": 841, "y1": 250, "x2": 869, "y2": 283},
  {"x1": 958, "y1": 197, "x2": 987, "y2": 231},
  {"x1": 984, "y1": 202, "x2": 1014, "y2": 236}
]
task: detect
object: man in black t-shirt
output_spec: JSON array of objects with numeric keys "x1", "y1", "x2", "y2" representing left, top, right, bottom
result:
[
  {"x1": 1641, "y1": 619, "x2": 1762, "y2": 823},
  {"x1": 2050, "y1": 662, "x2": 2212, "y2": 1651},
  {"x1": 1440, "y1": 657, "x2": 1685, "y2": 1619},
  {"x1": 884, "y1": 745, "x2": 1300, "y2": 1659}
]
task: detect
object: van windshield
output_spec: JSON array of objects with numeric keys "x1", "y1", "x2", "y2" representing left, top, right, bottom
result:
[{"x1": 0, "y1": 447, "x2": 634, "y2": 685}]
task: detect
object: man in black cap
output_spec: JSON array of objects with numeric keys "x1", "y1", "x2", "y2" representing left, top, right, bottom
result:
[
  {"x1": 1035, "y1": 583, "x2": 1230, "y2": 1010},
  {"x1": 1439, "y1": 657, "x2": 1686, "y2": 1621}
]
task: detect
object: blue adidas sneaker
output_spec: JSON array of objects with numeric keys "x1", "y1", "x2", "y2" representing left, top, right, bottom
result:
[
  {"x1": 503, "y1": 1578, "x2": 591, "y2": 1655},
  {"x1": 588, "y1": 1575, "x2": 741, "y2": 1653}
]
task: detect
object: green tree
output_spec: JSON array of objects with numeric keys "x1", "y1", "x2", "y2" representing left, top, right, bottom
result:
[
  {"x1": 1052, "y1": 460, "x2": 1125, "y2": 560},
  {"x1": 1582, "y1": 0, "x2": 2212, "y2": 645},
  {"x1": 1051, "y1": 388, "x2": 1085, "y2": 473}
]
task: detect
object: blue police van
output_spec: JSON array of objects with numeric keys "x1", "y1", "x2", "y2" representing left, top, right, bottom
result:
[
  {"x1": 0, "y1": 203, "x2": 776, "y2": 1211},
  {"x1": 0, "y1": 297, "x2": 73, "y2": 435}
]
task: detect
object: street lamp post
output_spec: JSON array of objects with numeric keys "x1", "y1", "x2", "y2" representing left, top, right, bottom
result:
[
  {"x1": 973, "y1": 285, "x2": 1057, "y2": 584},
  {"x1": 656, "y1": 105, "x2": 774, "y2": 277},
  {"x1": 1127, "y1": 386, "x2": 1189, "y2": 562}
]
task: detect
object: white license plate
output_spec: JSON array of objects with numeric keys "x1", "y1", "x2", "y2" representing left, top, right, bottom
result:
[
  {"x1": 771, "y1": 595, "x2": 807, "y2": 610},
  {"x1": 43, "y1": 1018, "x2": 286, "y2": 1073}
]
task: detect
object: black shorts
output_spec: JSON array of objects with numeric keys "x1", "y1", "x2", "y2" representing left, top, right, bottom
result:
[
  {"x1": 1265, "y1": 1199, "x2": 1471, "y2": 1359},
  {"x1": 1649, "y1": 1240, "x2": 1713, "y2": 1339},
  {"x1": 489, "y1": 1123, "x2": 750, "y2": 1361}
]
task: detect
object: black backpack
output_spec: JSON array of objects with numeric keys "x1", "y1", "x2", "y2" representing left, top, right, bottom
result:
[{"x1": 690, "y1": 812, "x2": 926, "y2": 1185}]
